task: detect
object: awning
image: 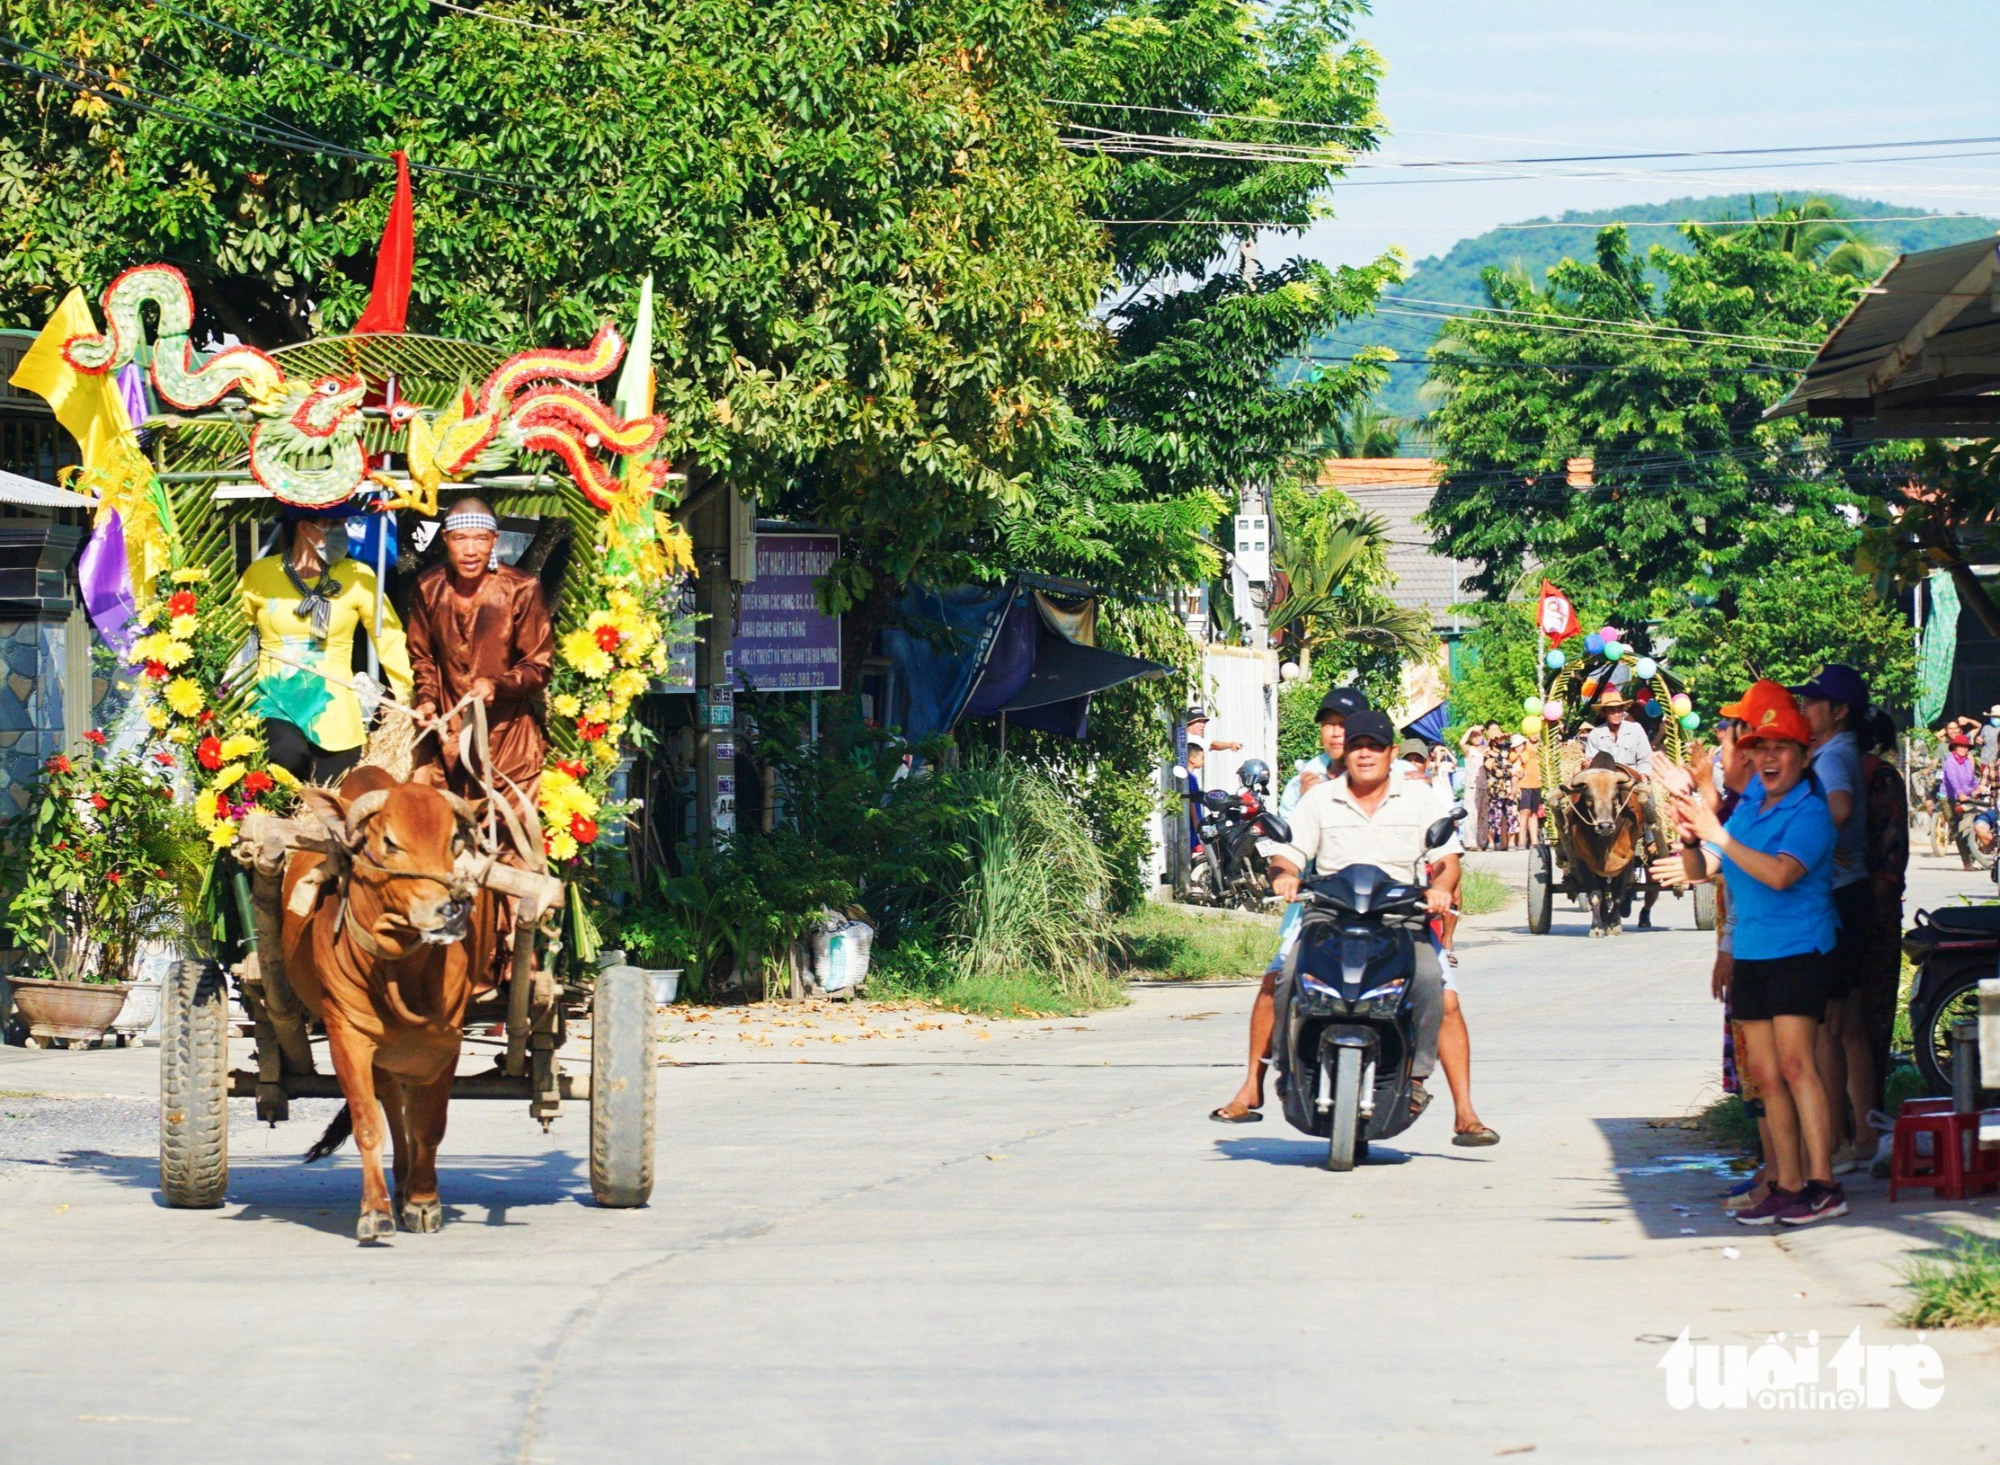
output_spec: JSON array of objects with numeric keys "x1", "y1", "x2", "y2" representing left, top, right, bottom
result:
[
  {"x1": 0, "y1": 468, "x2": 94, "y2": 510},
  {"x1": 999, "y1": 634, "x2": 1169, "y2": 713},
  {"x1": 1768, "y1": 236, "x2": 2000, "y2": 437}
]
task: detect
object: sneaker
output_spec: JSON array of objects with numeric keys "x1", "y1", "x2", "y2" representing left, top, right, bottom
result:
[
  {"x1": 1723, "y1": 1183, "x2": 1770, "y2": 1214},
  {"x1": 1830, "y1": 1143, "x2": 1859, "y2": 1176},
  {"x1": 1777, "y1": 1182, "x2": 1849, "y2": 1227},
  {"x1": 1733, "y1": 1186, "x2": 1800, "y2": 1226}
]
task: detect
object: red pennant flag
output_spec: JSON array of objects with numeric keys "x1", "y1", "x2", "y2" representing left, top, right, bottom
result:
[
  {"x1": 353, "y1": 150, "x2": 414, "y2": 335},
  {"x1": 1537, "y1": 578, "x2": 1580, "y2": 646}
]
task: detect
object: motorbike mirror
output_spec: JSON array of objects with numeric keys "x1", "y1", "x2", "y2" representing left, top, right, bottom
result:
[
  {"x1": 1422, "y1": 814, "x2": 1459, "y2": 850},
  {"x1": 1261, "y1": 813, "x2": 1292, "y2": 844},
  {"x1": 1171, "y1": 765, "x2": 1188, "y2": 781}
]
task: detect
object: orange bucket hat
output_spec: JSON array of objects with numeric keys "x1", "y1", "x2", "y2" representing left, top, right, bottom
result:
[{"x1": 1733, "y1": 679, "x2": 1811, "y2": 746}]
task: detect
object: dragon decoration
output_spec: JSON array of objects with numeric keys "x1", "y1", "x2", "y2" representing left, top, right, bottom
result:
[{"x1": 61, "y1": 264, "x2": 669, "y2": 513}]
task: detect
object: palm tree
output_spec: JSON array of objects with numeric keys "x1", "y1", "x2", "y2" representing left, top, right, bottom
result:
[
  {"x1": 1750, "y1": 196, "x2": 1895, "y2": 281},
  {"x1": 1267, "y1": 507, "x2": 1431, "y2": 675},
  {"x1": 1323, "y1": 401, "x2": 1406, "y2": 459}
]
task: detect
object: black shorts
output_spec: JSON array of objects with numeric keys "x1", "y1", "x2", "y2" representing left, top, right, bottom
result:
[
  {"x1": 1824, "y1": 882, "x2": 1874, "y2": 997},
  {"x1": 1731, "y1": 951, "x2": 1830, "y2": 1023},
  {"x1": 1518, "y1": 788, "x2": 1542, "y2": 813}
]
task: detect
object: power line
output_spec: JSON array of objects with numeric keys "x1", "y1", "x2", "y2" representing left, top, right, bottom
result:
[
  {"x1": 1391, "y1": 295, "x2": 1821, "y2": 349},
  {"x1": 428, "y1": 0, "x2": 588, "y2": 36}
]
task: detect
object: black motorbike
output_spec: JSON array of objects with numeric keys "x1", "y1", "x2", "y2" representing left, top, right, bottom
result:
[
  {"x1": 1902, "y1": 869, "x2": 2000, "y2": 1096},
  {"x1": 1275, "y1": 810, "x2": 1460, "y2": 1171},
  {"x1": 1177, "y1": 759, "x2": 1291, "y2": 910}
]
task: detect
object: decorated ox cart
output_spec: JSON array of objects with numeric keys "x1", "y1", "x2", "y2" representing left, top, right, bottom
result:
[
  {"x1": 1520, "y1": 632, "x2": 1717, "y2": 938},
  {"x1": 15, "y1": 259, "x2": 686, "y2": 1228}
]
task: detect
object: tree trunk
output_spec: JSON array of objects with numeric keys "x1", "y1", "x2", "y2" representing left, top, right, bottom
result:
[{"x1": 1945, "y1": 558, "x2": 2000, "y2": 641}]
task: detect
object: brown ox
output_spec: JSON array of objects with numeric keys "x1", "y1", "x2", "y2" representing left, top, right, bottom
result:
[
  {"x1": 1558, "y1": 756, "x2": 1659, "y2": 937},
  {"x1": 286, "y1": 768, "x2": 497, "y2": 1241}
]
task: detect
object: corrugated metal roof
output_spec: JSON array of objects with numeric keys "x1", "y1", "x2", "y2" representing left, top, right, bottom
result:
[
  {"x1": 0, "y1": 468, "x2": 94, "y2": 509},
  {"x1": 1770, "y1": 235, "x2": 2000, "y2": 434},
  {"x1": 1314, "y1": 458, "x2": 1468, "y2": 622}
]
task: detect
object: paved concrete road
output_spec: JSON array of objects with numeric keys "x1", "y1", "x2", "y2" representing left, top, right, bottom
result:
[{"x1": 3, "y1": 855, "x2": 1999, "y2": 1463}]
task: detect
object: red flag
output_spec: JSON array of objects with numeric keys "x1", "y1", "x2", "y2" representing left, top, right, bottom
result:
[
  {"x1": 353, "y1": 150, "x2": 413, "y2": 335},
  {"x1": 1537, "y1": 579, "x2": 1580, "y2": 646}
]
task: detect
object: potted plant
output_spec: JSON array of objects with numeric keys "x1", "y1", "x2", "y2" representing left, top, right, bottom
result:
[{"x1": 0, "y1": 733, "x2": 203, "y2": 1047}]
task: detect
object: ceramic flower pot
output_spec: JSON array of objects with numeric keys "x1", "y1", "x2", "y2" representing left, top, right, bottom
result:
[
  {"x1": 111, "y1": 978, "x2": 163, "y2": 1047},
  {"x1": 8, "y1": 976, "x2": 134, "y2": 1048}
]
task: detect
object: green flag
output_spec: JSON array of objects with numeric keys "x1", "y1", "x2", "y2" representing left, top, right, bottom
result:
[{"x1": 1917, "y1": 570, "x2": 1958, "y2": 727}]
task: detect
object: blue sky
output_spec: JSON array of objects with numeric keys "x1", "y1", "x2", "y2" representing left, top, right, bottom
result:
[{"x1": 1293, "y1": 1, "x2": 2000, "y2": 270}]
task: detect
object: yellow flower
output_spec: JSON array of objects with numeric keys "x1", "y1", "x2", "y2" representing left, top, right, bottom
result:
[
  {"x1": 267, "y1": 764, "x2": 301, "y2": 790},
  {"x1": 560, "y1": 628, "x2": 602, "y2": 671},
  {"x1": 610, "y1": 669, "x2": 649, "y2": 703},
  {"x1": 171, "y1": 567, "x2": 207, "y2": 584},
  {"x1": 592, "y1": 738, "x2": 620, "y2": 765},
  {"x1": 166, "y1": 724, "x2": 190, "y2": 744},
  {"x1": 164, "y1": 677, "x2": 204, "y2": 717},
  {"x1": 157, "y1": 639, "x2": 192, "y2": 669},
  {"x1": 213, "y1": 764, "x2": 245, "y2": 792},
  {"x1": 144, "y1": 703, "x2": 169, "y2": 731},
  {"x1": 581, "y1": 648, "x2": 613, "y2": 679},
  {"x1": 128, "y1": 632, "x2": 168, "y2": 666},
  {"x1": 547, "y1": 830, "x2": 579, "y2": 862},
  {"x1": 169, "y1": 614, "x2": 198, "y2": 640},
  {"x1": 208, "y1": 821, "x2": 238, "y2": 848},
  {"x1": 551, "y1": 693, "x2": 582, "y2": 718},
  {"x1": 192, "y1": 795, "x2": 217, "y2": 829},
  {"x1": 585, "y1": 699, "x2": 612, "y2": 724},
  {"x1": 220, "y1": 734, "x2": 260, "y2": 760}
]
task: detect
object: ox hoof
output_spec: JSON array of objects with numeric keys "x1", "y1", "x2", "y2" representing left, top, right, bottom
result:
[
  {"x1": 1588, "y1": 926, "x2": 1606, "y2": 938},
  {"x1": 399, "y1": 1199, "x2": 444, "y2": 1234},
  {"x1": 356, "y1": 1209, "x2": 397, "y2": 1244}
]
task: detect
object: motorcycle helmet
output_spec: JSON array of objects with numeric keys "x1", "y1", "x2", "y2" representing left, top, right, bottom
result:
[{"x1": 1236, "y1": 758, "x2": 1271, "y2": 793}]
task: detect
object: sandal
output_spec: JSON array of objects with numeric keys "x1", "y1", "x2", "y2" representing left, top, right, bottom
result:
[
  {"x1": 1452, "y1": 1126, "x2": 1501, "y2": 1147},
  {"x1": 1209, "y1": 1104, "x2": 1263, "y2": 1124}
]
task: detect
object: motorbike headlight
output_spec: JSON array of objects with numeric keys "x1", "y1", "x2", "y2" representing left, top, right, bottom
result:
[
  {"x1": 1358, "y1": 979, "x2": 1406, "y2": 1002},
  {"x1": 1298, "y1": 971, "x2": 1341, "y2": 998}
]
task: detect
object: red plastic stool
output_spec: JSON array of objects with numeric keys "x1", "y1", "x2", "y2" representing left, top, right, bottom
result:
[{"x1": 1889, "y1": 1100, "x2": 2000, "y2": 1201}]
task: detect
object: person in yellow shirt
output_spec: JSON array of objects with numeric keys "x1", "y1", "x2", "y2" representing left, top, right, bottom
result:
[{"x1": 240, "y1": 506, "x2": 414, "y2": 784}]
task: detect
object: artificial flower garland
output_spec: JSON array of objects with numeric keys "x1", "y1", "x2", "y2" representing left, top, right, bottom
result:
[{"x1": 127, "y1": 566, "x2": 292, "y2": 847}]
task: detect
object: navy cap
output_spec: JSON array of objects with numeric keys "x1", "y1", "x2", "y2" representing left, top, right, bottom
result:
[
  {"x1": 1343, "y1": 709, "x2": 1396, "y2": 749},
  {"x1": 1316, "y1": 685, "x2": 1370, "y2": 722},
  {"x1": 1788, "y1": 663, "x2": 1869, "y2": 713}
]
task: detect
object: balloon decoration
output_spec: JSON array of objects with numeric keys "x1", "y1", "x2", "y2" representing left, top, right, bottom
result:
[
  {"x1": 1520, "y1": 715, "x2": 1543, "y2": 739},
  {"x1": 1670, "y1": 692, "x2": 1693, "y2": 716},
  {"x1": 1641, "y1": 700, "x2": 1663, "y2": 718},
  {"x1": 1580, "y1": 677, "x2": 1600, "y2": 699},
  {"x1": 1680, "y1": 711, "x2": 1701, "y2": 731},
  {"x1": 1523, "y1": 694, "x2": 1546, "y2": 715},
  {"x1": 1634, "y1": 657, "x2": 1658, "y2": 680},
  {"x1": 1634, "y1": 684, "x2": 1653, "y2": 703},
  {"x1": 1583, "y1": 633, "x2": 1604, "y2": 655},
  {"x1": 1602, "y1": 639, "x2": 1625, "y2": 660},
  {"x1": 1543, "y1": 699, "x2": 1564, "y2": 722},
  {"x1": 1597, "y1": 625, "x2": 1619, "y2": 643},
  {"x1": 1546, "y1": 649, "x2": 1566, "y2": 670}
]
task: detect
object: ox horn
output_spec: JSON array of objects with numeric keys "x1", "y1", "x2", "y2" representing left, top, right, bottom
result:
[
  {"x1": 443, "y1": 793, "x2": 484, "y2": 827},
  {"x1": 345, "y1": 788, "x2": 391, "y2": 834}
]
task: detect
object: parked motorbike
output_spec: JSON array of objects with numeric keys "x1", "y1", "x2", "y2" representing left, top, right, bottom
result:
[
  {"x1": 1902, "y1": 866, "x2": 2000, "y2": 1095},
  {"x1": 1174, "y1": 759, "x2": 1292, "y2": 909},
  {"x1": 1275, "y1": 809, "x2": 1461, "y2": 1171}
]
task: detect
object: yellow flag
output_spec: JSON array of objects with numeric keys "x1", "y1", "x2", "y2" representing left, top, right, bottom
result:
[{"x1": 7, "y1": 287, "x2": 133, "y2": 474}]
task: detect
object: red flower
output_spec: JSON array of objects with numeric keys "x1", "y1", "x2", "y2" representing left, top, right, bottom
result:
[
  {"x1": 195, "y1": 735, "x2": 224, "y2": 772},
  {"x1": 577, "y1": 720, "x2": 607, "y2": 742},
  {"x1": 242, "y1": 770, "x2": 274, "y2": 797},
  {"x1": 555, "y1": 759, "x2": 587, "y2": 780},
  {"x1": 53, "y1": 841, "x2": 67, "y2": 852},
  {"x1": 82, "y1": 729, "x2": 106, "y2": 746},
  {"x1": 197, "y1": 710, "x2": 216, "y2": 725},
  {"x1": 594, "y1": 624, "x2": 623, "y2": 653},
  {"x1": 155, "y1": 868, "x2": 168, "y2": 879},
  {"x1": 143, "y1": 660, "x2": 168, "y2": 681},
  {"x1": 153, "y1": 751, "x2": 175, "y2": 767},
  {"x1": 45, "y1": 754, "x2": 71, "y2": 773},
  {"x1": 157, "y1": 784, "x2": 174, "y2": 799},
  {"x1": 107, "y1": 870, "x2": 122, "y2": 885},
  {"x1": 570, "y1": 814, "x2": 599, "y2": 845},
  {"x1": 214, "y1": 792, "x2": 231, "y2": 820},
  {"x1": 166, "y1": 590, "x2": 198, "y2": 618},
  {"x1": 90, "y1": 793, "x2": 107, "y2": 810}
]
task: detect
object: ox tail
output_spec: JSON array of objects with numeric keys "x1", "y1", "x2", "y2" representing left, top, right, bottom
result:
[{"x1": 303, "y1": 1104, "x2": 353, "y2": 1163}]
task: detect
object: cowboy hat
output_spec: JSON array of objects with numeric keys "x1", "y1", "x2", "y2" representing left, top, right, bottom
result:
[{"x1": 1596, "y1": 688, "x2": 1632, "y2": 710}]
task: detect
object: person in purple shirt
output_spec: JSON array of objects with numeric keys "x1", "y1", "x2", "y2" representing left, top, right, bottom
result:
[{"x1": 1941, "y1": 733, "x2": 1981, "y2": 870}]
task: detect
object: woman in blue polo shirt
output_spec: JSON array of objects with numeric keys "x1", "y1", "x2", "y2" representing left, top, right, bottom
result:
[{"x1": 1672, "y1": 680, "x2": 1845, "y2": 1229}]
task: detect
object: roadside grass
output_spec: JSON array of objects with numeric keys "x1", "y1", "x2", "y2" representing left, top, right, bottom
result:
[
  {"x1": 1459, "y1": 866, "x2": 1511, "y2": 916},
  {"x1": 1901, "y1": 1231, "x2": 2000, "y2": 1329},
  {"x1": 865, "y1": 949, "x2": 1127, "y2": 1017},
  {"x1": 1694, "y1": 1093, "x2": 1763, "y2": 1149},
  {"x1": 1110, "y1": 901, "x2": 1278, "y2": 982}
]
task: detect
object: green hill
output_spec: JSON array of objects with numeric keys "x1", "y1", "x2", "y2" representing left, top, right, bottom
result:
[{"x1": 1312, "y1": 194, "x2": 2000, "y2": 423}]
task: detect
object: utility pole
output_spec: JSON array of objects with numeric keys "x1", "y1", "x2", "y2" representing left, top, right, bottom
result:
[{"x1": 689, "y1": 486, "x2": 754, "y2": 843}]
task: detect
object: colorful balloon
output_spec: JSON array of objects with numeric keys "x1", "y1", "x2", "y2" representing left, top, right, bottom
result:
[
  {"x1": 1634, "y1": 657, "x2": 1658, "y2": 680},
  {"x1": 1640, "y1": 700, "x2": 1663, "y2": 718},
  {"x1": 1597, "y1": 625, "x2": 1619, "y2": 643},
  {"x1": 1543, "y1": 699, "x2": 1563, "y2": 722},
  {"x1": 1671, "y1": 692, "x2": 1693, "y2": 716},
  {"x1": 1523, "y1": 694, "x2": 1546, "y2": 715},
  {"x1": 1546, "y1": 649, "x2": 1566, "y2": 670},
  {"x1": 1580, "y1": 677, "x2": 1599, "y2": 699},
  {"x1": 1680, "y1": 711, "x2": 1701, "y2": 731},
  {"x1": 1602, "y1": 639, "x2": 1625, "y2": 660},
  {"x1": 1634, "y1": 684, "x2": 1653, "y2": 703},
  {"x1": 1520, "y1": 714, "x2": 1543, "y2": 739},
  {"x1": 1583, "y1": 633, "x2": 1604, "y2": 655}
]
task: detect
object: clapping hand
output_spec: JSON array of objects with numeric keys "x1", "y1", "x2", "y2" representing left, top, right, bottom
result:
[{"x1": 1650, "y1": 749, "x2": 1694, "y2": 797}]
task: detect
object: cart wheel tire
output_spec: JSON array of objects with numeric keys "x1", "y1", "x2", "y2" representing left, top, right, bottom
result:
[
  {"x1": 159, "y1": 958, "x2": 229, "y2": 1208},
  {"x1": 1526, "y1": 847, "x2": 1553, "y2": 935},
  {"x1": 1692, "y1": 881, "x2": 1717, "y2": 932},
  {"x1": 590, "y1": 965, "x2": 657, "y2": 1208}
]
